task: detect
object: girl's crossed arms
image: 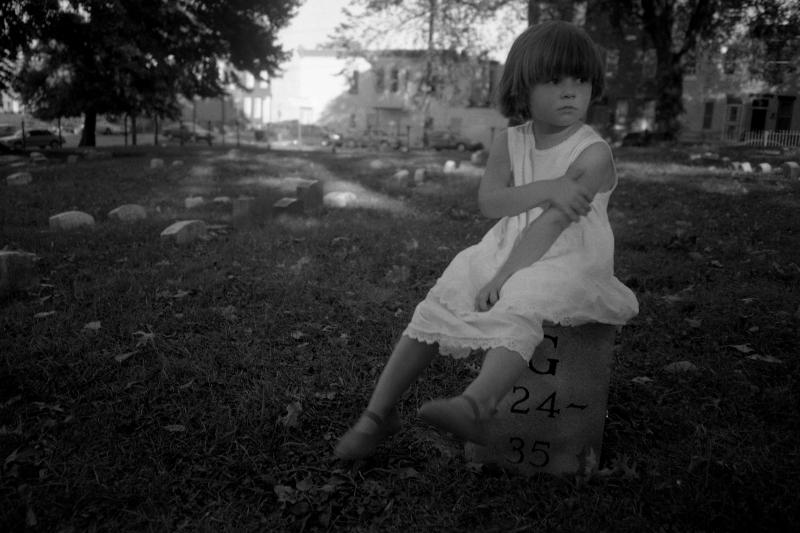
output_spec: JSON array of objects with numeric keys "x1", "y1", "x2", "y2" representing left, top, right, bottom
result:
[{"x1": 475, "y1": 137, "x2": 615, "y2": 311}]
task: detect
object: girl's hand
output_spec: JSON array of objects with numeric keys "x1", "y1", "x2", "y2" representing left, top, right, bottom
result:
[
  {"x1": 548, "y1": 169, "x2": 592, "y2": 222},
  {"x1": 475, "y1": 275, "x2": 506, "y2": 311}
]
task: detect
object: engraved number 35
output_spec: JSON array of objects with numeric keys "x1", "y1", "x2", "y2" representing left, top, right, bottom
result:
[{"x1": 508, "y1": 437, "x2": 550, "y2": 467}]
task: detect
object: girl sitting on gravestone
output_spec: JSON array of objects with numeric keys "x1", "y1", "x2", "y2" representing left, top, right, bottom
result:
[{"x1": 335, "y1": 20, "x2": 638, "y2": 460}]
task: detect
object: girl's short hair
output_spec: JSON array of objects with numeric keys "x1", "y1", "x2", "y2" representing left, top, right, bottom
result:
[{"x1": 496, "y1": 21, "x2": 605, "y2": 121}]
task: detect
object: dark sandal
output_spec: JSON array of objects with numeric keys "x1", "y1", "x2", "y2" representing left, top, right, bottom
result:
[
  {"x1": 334, "y1": 408, "x2": 401, "y2": 460},
  {"x1": 418, "y1": 394, "x2": 489, "y2": 446}
]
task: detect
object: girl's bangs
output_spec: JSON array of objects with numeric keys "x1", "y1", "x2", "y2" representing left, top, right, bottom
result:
[{"x1": 527, "y1": 28, "x2": 602, "y2": 85}]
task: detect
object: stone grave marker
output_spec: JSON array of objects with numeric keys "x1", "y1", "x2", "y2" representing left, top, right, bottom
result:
[
  {"x1": 782, "y1": 161, "x2": 799, "y2": 179},
  {"x1": 232, "y1": 196, "x2": 256, "y2": 218},
  {"x1": 0, "y1": 250, "x2": 38, "y2": 300},
  {"x1": 324, "y1": 191, "x2": 357, "y2": 208},
  {"x1": 730, "y1": 161, "x2": 742, "y2": 170},
  {"x1": 150, "y1": 158, "x2": 165, "y2": 169},
  {"x1": 30, "y1": 152, "x2": 46, "y2": 162},
  {"x1": 184, "y1": 196, "x2": 205, "y2": 209},
  {"x1": 296, "y1": 180, "x2": 324, "y2": 209},
  {"x1": 740, "y1": 162, "x2": 753, "y2": 173},
  {"x1": 273, "y1": 197, "x2": 303, "y2": 215},
  {"x1": 443, "y1": 160, "x2": 458, "y2": 174},
  {"x1": 213, "y1": 196, "x2": 232, "y2": 204},
  {"x1": 49, "y1": 211, "x2": 95, "y2": 230},
  {"x1": 464, "y1": 323, "x2": 617, "y2": 476},
  {"x1": 85, "y1": 150, "x2": 110, "y2": 160},
  {"x1": 414, "y1": 168, "x2": 427, "y2": 184},
  {"x1": 471, "y1": 149, "x2": 489, "y2": 167},
  {"x1": 108, "y1": 204, "x2": 147, "y2": 222},
  {"x1": 6, "y1": 172, "x2": 32, "y2": 186},
  {"x1": 758, "y1": 162, "x2": 772, "y2": 173},
  {"x1": 160, "y1": 220, "x2": 207, "y2": 245},
  {"x1": 172, "y1": 160, "x2": 184, "y2": 166}
]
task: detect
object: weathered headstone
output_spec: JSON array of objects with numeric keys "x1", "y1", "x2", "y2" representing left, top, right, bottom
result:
[
  {"x1": 782, "y1": 161, "x2": 799, "y2": 179},
  {"x1": 443, "y1": 160, "x2": 458, "y2": 174},
  {"x1": 160, "y1": 220, "x2": 207, "y2": 245},
  {"x1": 414, "y1": 168, "x2": 427, "y2": 184},
  {"x1": 0, "y1": 250, "x2": 38, "y2": 300},
  {"x1": 324, "y1": 191, "x2": 357, "y2": 208},
  {"x1": 730, "y1": 161, "x2": 742, "y2": 170},
  {"x1": 213, "y1": 196, "x2": 232, "y2": 204},
  {"x1": 49, "y1": 211, "x2": 95, "y2": 230},
  {"x1": 464, "y1": 323, "x2": 617, "y2": 477},
  {"x1": 740, "y1": 162, "x2": 753, "y2": 173},
  {"x1": 150, "y1": 158, "x2": 164, "y2": 169},
  {"x1": 232, "y1": 196, "x2": 256, "y2": 218},
  {"x1": 757, "y1": 162, "x2": 772, "y2": 173},
  {"x1": 296, "y1": 180, "x2": 324, "y2": 209},
  {"x1": 273, "y1": 197, "x2": 303, "y2": 215},
  {"x1": 184, "y1": 196, "x2": 205, "y2": 209},
  {"x1": 369, "y1": 159, "x2": 388, "y2": 170},
  {"x1": 471, "y1": 149, "x2": 489, "y2": 167},
  {"x1": 6, "y1": 172, "x2": 32, "y2": 186},
  {"x1": 108, "y1": 204, "x2": 147, "y2": 222},
  {"x1": 172, "y1": 160, "x2": 184, "y2": 167}
]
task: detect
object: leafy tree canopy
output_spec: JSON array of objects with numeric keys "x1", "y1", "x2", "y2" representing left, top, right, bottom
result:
[{"x1": 1, "y1": 0, "x2": 299, "y2": 145}]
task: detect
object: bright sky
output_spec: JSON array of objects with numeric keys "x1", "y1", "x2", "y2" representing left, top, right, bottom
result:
[{"x1": 279, "y1": 0, "x2": 351, "y2": 50}]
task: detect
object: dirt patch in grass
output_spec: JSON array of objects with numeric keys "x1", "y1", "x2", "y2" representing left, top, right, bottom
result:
[{"x1": 1, "y1": 144, "x2": 799, "y2": 531}]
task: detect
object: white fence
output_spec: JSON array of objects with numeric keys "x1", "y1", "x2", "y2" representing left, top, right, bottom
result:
[{"x1": 721, "y1": 128, "x2": 800, "y2": 148}]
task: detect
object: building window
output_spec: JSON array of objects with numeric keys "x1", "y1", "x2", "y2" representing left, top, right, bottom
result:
[
  {"x1": 244, "y1": 96, "x2": 253, "y2": 118},
  {"x1": 349, "y1": 70, "x2": 359, "y2": 94},
  {"x1": 374, "y1": 67, "x2": 385, "y2": 93},
  {"x1": 245, "y1": 72, "x2": 255, "y2": 90},
  {"x1": 605, "y1": 48, "x2": 619, "y2": 78},
  {"x1": 702, "y1": 101, "x2": 714, "y2": 129},
  {"x1": 727, "y1": 105, "x2": 739, "y2": 123},
  {"x1": 390, "y1": 67, "x2": 399, "y2": 93}
]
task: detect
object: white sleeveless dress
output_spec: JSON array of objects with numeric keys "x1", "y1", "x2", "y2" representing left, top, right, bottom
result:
[{"x1": 402, "y1": 122, "x2": 638, "y2": 360}]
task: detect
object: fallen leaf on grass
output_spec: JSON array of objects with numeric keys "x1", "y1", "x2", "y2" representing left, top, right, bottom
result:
[
  {"x1": 747, "y1": 354, "x2": 783, "y2": 364},
  {"x1": 727, "y1": 344, "x2": 755, "y2": 354},
  {"x1": 113, "y1": 351, "x2": 137, "y2": 363},
  {"x1": 663, "y1": 361, "x2": 698, "y2": 374},
  {"x1": 277, "y1": 401, "x2": 302, "y2": 428},
  {"x1": 163, "y1": 424, "x2": 186, "y2": 432}
]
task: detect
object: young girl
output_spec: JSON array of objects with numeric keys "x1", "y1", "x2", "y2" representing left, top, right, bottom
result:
[{"x1": 335, "y1": 20, "x2": 638, "y2": 459}]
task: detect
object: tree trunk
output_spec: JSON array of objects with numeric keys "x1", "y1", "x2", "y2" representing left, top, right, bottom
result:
[
  {"x1": 79, "y1": 111, "x2": 97, "y2": 147},
  {"x1": 655, "y1": 52, "x2": 685, "y2": 138},
  {"x1": 130, "y1": 114, "x2": 138, "y2": 146}
]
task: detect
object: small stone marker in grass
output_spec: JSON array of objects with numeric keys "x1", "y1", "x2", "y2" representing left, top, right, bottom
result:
[
  {"x1": 730, "y1": 161, "x2": 741, "y2": 170},
  {"x1": 443, "y1": 160, "x2": 458, "y2": 174},
  {"x1": 213, "y1": 196, "x2": 232, "y2": 204},
  {"x1": 6, "y1": 172, "x2": 32, "y2": 186},
  {"x1": 85, "y1": 150, "x2": 110, "y2": 160},
  {"x1": 108, "y1": 204, "x2": 147, "y2": 222},
  {"x1": 184, "y1": 196, "x2": 205, "y2": 209},
  {"x1": 172, "y1": 160, "x2": 184, "y2": 166},
  {"x1": 464, "y1": 323, "x2": 617, "y2": 477},
  {"x1": 273, "y1": 197, "x2": 303, "y2": 215},
  {"x1": 232, "y1": 196, "x2": 256, "y2": 218},
  {"x1": 160, "y1": 220, "x2": 207, "y2": 245},
  {"x1": 49, "y1": 210, "x2": 95, "y2": 230},
  {"x1": 414, "y1": 168, "x2": 427, "y2": 184},
  {"x1": 150, "y1": 158, "x2": 164, "y2": 169},
  {"x1": 296, "y1": 179, "x2": 323, "y2": 209},
  {"x1": 739, "y1": 162, "x2": 753, "y2": 173},
  {"x1": 0, "y1": 250, "x2": 38, "y2": 300},
  {"x1": 782, "y1": 161, "x2": 799, "y2": 179},
  {"x1": 324, "y1": 191, "x2": 357, "y2": 208},
  {"x1": 757, "y1": 162, "x2": 772, "y2": 173}
]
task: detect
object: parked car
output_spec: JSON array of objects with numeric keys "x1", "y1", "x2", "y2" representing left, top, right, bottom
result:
[
  {"x1": 162, "y1": 122, "x2": 215, "y2": 145},
  {"x1": 0, "y1": 129, "x2": 64, "y2": 149},
  {"x1": 428, "y1": 131, "x2": 483, "y2": 151},
  {"x1": 343, "y1": 129, "x2": 406, "y2": 151}
]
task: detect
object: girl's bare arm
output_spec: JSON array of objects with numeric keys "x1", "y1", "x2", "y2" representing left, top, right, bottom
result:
[
  {"x1": 478, "y1": 129, "x2": 593, "y2": 221},
  {"x1": 476, "y1": 141, "x2": 615, "y2": 311}
]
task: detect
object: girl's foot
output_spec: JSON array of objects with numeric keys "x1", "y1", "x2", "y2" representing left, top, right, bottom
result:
[
  {"x1": 418, "y1": 394, "x2": 491, "y2": 446},
  {"x1": 334, "y1": 408, "x2": 401, "y2": 460}
]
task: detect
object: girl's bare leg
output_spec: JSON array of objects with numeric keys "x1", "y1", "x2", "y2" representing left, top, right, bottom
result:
[
  {"x1": 463, "y1": 346, "x2": 527, "y2": 417},
  {"x1": 352, "y1": 335, "x2": 437, "y2": 432}
]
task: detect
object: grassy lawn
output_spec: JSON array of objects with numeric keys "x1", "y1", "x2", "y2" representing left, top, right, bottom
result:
[{"x1": 1, "y1": 143, "x2": 799, "y2": 532}]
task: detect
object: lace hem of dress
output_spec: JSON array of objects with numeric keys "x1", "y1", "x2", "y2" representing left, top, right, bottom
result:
[{"x1": 403, "y1": 326, "x2": 538, "y2": 359}]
